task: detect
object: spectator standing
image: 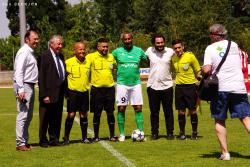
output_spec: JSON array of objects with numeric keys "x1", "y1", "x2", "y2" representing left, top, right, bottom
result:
[{"x1": 202, "y1": 24, "x2": 250, "y2": 160}]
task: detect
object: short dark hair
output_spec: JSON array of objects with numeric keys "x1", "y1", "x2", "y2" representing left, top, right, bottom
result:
[
  {"x1": 97, "y1": 38, "x2": 109, "y2": 43},
  {"x1": 172, "y1": 39, "x2": 183, "y2": 46},
  {"x1": 96, "y1": 38, "x2": 109, "y2": 49},
  {"x1": 24, "y1": 30, "x2": 37, "y2": 41},
  {"x1": 151, "y1": 34, "x2": 165, "y2": 44}
]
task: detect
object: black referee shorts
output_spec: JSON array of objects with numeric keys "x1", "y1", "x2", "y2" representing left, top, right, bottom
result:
[
  {"x1": 67, "y1": 89, "x2": 89, "y2": 113},
  {"x1": 90, "y1": 86, "x2": 115, "y2": 114},
  {"x1": 175, "y1": 84, "x2": 197, "y2": 110}
]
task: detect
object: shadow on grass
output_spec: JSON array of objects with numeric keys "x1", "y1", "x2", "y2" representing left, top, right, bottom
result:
[
  {"x1": 153, "y1": 134, "x2": 204, "y2": 140},
  {"x1": 199, "y1": 151, "x2": 250, "y2": 159}
]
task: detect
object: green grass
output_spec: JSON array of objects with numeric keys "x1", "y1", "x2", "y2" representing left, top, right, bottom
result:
[{"x1": 0, "y1": 86, "x2": 250, "y2": 167}]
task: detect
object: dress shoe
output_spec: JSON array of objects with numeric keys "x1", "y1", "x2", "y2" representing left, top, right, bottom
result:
[
  {"x1": 39, "y1": 142, "x2": 49, "y2": 148},
  {"x1": 49, "y1": 141, "x2": 61, "y2": 146},
  {"x1": 151, "y1": 134, "x2": 158, "y2": 140},
  {"x1": 16, "y1": 145, "x2": 31, "y2": 151}
]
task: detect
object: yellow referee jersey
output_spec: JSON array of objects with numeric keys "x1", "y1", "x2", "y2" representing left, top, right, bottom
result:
[
  {"x1": 86, "y1": 51, "x2": 116, "y2": 87},
  {"x1": 65, "y1": 56, "x2": 90, "y2": 92},
  {"x1": 171, "y1": 52, "x2": 200, "y2": 84}
]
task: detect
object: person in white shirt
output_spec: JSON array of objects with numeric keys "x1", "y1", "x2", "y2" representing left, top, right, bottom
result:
[
  {"x1": 203, "y1": 24, "x2": 250, "y2": 160},
  {"x1": 13, "y1": 30, "x2": 39, "y2": 151},
  {"x1": 146, "y1": 34, "x2": 175, "y2": 140}
]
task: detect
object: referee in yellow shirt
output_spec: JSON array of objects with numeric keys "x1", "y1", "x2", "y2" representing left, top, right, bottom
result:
[
  {"x1": 86, "y1": 38, "x2": 117, "y2": 142},
  {"x1": 63, "y1": 42, "x2": 91, "y2": 144}
]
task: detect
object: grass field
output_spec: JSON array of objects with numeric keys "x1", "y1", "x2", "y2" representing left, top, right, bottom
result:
[{"x1": 0, "y1": 86, "x2": 250, "y2": 167}]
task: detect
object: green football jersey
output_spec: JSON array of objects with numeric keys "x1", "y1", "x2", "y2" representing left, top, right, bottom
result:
[{"x1": 112, "y1": 46, "x2": 147, "y2": 85}]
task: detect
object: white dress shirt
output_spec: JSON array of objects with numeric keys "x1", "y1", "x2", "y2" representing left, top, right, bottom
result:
[
  {"x1": 49, "y1": 48, "x2": 65, "y2": 81},
  {"x1": 146, "y1": 47, "x2": 175, "y2": 90},
  {"x1": 13, "y1": 43, "x2": 38, "y2": 93}
]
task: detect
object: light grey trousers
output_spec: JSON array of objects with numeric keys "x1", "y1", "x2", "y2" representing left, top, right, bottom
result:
[{"x1": 14, "y1": 83, "x2": 35, "y2": 147}]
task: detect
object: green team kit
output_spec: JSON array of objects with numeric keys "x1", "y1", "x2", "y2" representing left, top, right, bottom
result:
[
  {"x1": 112, "y1": 45, "x2": 147, "y2": 140},
  {"x1": 112, "y1": 46, "x2": 147, "y2": 86}
]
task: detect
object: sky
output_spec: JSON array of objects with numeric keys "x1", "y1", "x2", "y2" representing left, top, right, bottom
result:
[
  {"x1": 0, "y1": 0, "x2": 11, "y2": 38},
  {"x1": 0, "y1": 0, "x2": 82, "y2": 39}
]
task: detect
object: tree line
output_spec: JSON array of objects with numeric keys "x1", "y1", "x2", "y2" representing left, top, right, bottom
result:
[{"x1": 0, "y1": 0, "x2": 249, "y2": 70}]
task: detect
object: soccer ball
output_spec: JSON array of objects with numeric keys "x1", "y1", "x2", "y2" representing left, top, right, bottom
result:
[{"x1": 131, "y1": 129, "x2": 145, "y2": 142}]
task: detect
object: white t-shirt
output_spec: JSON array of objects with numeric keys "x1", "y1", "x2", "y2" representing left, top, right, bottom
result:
[
  {"x1": 146, "y1": 47, "x2": 174, "y2": 90},
  {"x1": 203, "y1": 40, "x2": 246, "y2": 93}
]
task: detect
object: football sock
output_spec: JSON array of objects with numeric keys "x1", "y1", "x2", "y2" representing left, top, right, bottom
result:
[
  {"x1": 190, "y1": 113, "x2": 198, "y2": 133},
  {"x1": 64, "y1": 116, "x2": 74, "y2": 140},
  {"x1": 107, "y1": 114, "x2": 115, "y2": 137},
  {"x1": 135, "y1": 111, "x2": 144, "y2": 131},
  {"x1": 80, "y1": 117, "x2": 88, "y2": 139},
  {"x1": 117, "y1": 111, "x2": 125, "y2": 136},
  {"x1": 93, "y1": 115, "x2": 100, "y2": 138},
  {"x1": 178, "y1": 114, "x2": 186, "y2": 135}
]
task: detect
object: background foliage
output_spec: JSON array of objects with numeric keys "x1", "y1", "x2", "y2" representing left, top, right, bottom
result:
[{"x1": 0, "y1": 0, "x2": 249, "y2": 69}]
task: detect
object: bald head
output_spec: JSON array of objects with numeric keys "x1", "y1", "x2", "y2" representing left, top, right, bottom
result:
[{"x1": 74, "y1": 42, "x2": 86, "y2": 62}]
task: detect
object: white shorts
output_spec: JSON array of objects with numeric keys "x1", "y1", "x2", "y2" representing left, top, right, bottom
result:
[{"x1": 116, "y1": 84, "x2": 143, "y2": 106}]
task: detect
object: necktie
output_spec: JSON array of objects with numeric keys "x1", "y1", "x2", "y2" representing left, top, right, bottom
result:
[{"x1": 56, "y1": 55, "x2": 64, "y2": 82}]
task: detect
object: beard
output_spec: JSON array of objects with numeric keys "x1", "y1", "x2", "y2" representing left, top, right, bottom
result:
[{"x1": 155, "y1": 46, "x2": 164, "y2": 52}]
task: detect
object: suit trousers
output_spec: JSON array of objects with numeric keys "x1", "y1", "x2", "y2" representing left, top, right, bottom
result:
[
  {"x1": 147, "y1": 87, "x2": 174, "y2": 135},
  {"x1": 39, "y1": 92, "x2": 64, "y2": 143},
  {"x1": 15, "y1": 83, "x2": 35, "y2": 147}
]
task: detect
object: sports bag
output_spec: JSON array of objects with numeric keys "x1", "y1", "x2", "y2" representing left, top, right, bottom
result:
[{"x1": 198, "y1": 40, "x2": 231, "y2": 101}]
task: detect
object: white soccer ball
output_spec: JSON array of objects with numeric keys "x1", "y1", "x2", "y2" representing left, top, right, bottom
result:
[{"x1": 131, "y1": 129, "x2": 145, "y2": 142}]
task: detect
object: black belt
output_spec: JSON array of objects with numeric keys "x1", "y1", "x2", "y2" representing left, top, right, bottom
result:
[{"x1": 24, "y1": 82, "x2": 35, "y2": 86}]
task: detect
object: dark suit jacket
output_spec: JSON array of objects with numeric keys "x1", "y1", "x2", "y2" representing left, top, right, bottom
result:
[{"x1": 38, "y1": 49, "x2": 66, "y2": 103}]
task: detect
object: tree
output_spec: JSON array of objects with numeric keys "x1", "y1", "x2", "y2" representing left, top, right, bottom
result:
[
  {"x1": 0, "y1": 36, "x2": 20, "y2": 70},
  {"x1": 6, "y1": 0, "x2": 69, "y2": 36}
]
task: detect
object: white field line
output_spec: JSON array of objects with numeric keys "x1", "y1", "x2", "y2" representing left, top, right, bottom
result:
[{"x1": 63, "y1": 107, "x2": 136, "y2": 167}]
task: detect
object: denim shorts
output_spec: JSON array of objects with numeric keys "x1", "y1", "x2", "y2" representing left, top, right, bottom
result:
[{"x1": 210, "y1": 92, "x2": 250, "y2": 120}]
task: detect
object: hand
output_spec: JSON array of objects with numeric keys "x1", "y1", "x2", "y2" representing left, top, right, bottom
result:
[
  {"x1": 43, "y1": 96, "x2": 50, "y2": 104},
  {"x1": 18, "y1": 92, "x2": 26, "y2": 101}
]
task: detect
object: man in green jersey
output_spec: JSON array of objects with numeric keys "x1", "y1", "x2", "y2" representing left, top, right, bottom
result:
[{"x1": 112, "y1": 32, "x2": 147, "y2": 142}]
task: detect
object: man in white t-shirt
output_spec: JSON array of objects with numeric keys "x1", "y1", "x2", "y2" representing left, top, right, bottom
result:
[
  {"x1": 146, "y1": 34, "x2": 175, "y2": 140},
  {"x1": 202, "y1": 24, "x2": 250, "y2": 161}
]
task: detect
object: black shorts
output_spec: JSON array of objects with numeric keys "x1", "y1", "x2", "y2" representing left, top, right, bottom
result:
[
  {"x1": 67, "y1": 90, "x2": 89, "y2": 112},
  {"x1": 90, "y1": 86, "x2": 115, "y2": 114},
  {"x1": 175, "y1": 84, "x2": 197, "y2": 110}
]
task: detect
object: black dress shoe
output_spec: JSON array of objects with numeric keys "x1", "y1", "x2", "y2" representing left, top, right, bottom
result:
[
  {"x1": 39, "y1": 142, "x2": 49, "y2": 148},
  {"x1": 151, "y1": 134, "x2": 158, "y2": 140},
  {"x1": 49, "y1": 141, "x2": 61, "y2": 146}
]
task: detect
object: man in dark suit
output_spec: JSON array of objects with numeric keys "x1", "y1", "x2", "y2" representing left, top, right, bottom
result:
[{"x1": 38, "y1": 35, "x2": 66, "y2": 147}]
